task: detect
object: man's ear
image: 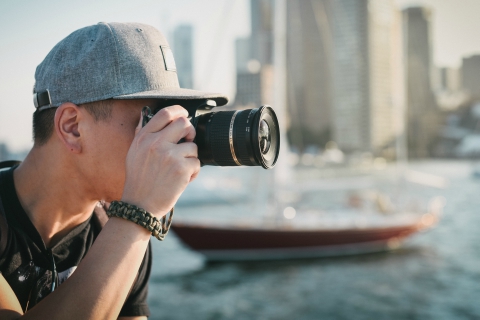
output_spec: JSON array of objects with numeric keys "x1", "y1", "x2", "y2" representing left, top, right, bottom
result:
[{"x1": 54, "y1": 102, "x2": 82, "y2": 153}]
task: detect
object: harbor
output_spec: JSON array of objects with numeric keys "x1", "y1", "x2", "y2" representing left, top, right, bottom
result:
[{"x1": 148, "y1": 160, "x2": 479, "y2": 319}]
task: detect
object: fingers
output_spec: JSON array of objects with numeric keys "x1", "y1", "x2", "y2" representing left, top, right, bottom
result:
[
  {"x1": 189, "y1": 166, "x2": 200, "y2": 182},
  {"x1": 160, "y1": 117, "x2": 196, "y2": 144},
  {"x1": 175, "y1": 141, "x2": 198, "y2": 159},
  {"x1": 144, "y1": 105, "x2": 189, "y2": 134},
  {"x1": 139, "y1": 105, "x2": 194, "y2": 144},
  {"x1": 185, "y1": 157, "x2": 201, "y2": 182}
]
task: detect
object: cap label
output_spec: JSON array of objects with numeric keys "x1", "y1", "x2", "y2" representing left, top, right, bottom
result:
[{"x1": 160, "y1": 46, "x2": 177, "y2": 72}]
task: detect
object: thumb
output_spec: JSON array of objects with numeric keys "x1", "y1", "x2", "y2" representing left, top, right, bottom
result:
[{"x1": 135, "y1": 110, "x2": 143, "y2": 135}]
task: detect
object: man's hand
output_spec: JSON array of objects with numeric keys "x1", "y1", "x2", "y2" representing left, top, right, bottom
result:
[{"x1": 121, "y1": 105, "x2": 200, "y2": 218}]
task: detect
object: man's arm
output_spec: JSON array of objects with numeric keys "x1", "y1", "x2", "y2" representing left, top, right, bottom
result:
[
  {"x1": 0, "y1": 274, "x2": 146, "y2": 320},
  {"x1": 0, "y1": 106, "x2": 199, "y2": 319},
  {"x1": 0, "y1": 218, "x2": 151, "y2": 319},
  {"x1": 0, "y1": 273, "x2": 22, "y2": 317}
]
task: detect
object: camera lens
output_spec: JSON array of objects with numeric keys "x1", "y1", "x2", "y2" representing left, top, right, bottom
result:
[{"x1": 193, "y1": 106, "x2": 280, "y2": 169}]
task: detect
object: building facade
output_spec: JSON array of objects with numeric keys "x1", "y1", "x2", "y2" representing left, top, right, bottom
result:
[
  {"x1": 250, "y1": 0, "x2": 274, "y2": 66},
  {"x1": 462, "y1": 54, "x2": 480, "y2": 101},
  {"x1": 330, "y1": 0, "x2": 398, "y2": 155},
  {"x1": 234, "y1": 0, "x2": 275, "y2": 108},
  {"x1": 173, "y1": 25, "x2": 194, "y2": 89},
  {"x1": 286, "y1": 0, "x2": 334, "y2": 149},
  {"x1": 403, "y1": 6, "x2": 439, "y2": 158}
]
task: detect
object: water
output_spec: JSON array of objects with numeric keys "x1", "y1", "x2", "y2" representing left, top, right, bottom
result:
[{"x1": 147, "y1": 161, "x2": 480, "y2": 319}]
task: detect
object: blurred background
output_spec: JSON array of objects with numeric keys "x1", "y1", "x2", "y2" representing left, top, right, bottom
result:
[{"x1": 2, "y1": 0, "x2": 480, "y2": 319}]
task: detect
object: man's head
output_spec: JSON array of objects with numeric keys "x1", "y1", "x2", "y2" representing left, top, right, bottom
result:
[
  {"x1": 30, "y1": 22, "x2": 228, "y2": 199},
  {"x1": 32, "y1": 22, "x2": 228, "y2": 145}
]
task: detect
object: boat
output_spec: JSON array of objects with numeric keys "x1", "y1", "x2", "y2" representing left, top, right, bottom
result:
[{"x1": 172, "y1": 212, "x2": 437, "y2": 261}]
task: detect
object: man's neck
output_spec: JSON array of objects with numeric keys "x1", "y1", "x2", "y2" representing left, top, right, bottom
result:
[{"x1": 13, "y1": 146, "x2": 98, "y2": 248}]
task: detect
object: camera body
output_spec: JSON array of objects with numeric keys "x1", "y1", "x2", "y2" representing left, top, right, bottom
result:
[{"x1": 142, "y1": 100, "x2": 280, "y2": 169}]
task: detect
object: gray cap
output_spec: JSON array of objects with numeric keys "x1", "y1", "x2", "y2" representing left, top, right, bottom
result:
[{"x1": 33, "y1": 22, "x2": 228, "y2": 110}]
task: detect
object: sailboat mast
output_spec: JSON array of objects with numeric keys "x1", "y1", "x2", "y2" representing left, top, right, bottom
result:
[{"x1": 273, "y1": 0, "x2": 290, "y2": 187}]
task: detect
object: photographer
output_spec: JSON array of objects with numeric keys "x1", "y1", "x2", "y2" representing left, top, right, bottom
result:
[{"x1": 0, "y1": 22, "x2": 227, "y2": 319}]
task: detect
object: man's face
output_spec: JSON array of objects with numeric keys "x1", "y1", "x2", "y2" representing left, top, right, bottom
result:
[{"x1": 79, "y1": 99, "x2": 159, "y2": 201}]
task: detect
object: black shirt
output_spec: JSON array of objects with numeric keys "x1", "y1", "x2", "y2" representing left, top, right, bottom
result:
[{"x1": 0, "y1": 167, "x2": 151, "y2": 317}]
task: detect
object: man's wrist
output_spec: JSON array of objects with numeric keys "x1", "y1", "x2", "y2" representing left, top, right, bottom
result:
[
  {"x1": 108, "y1": 216, "x2": 152, "y2": 239},
  {"x1": 119, "y1": 196, "x2": 169, "y2": 219},
  {"x1": 107, "y1": 200, "x2": 173, "y2": 241}
]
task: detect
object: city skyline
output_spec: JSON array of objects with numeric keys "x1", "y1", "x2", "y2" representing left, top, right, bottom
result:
[{"x1": 1, "y1": 0, "x2": 480, "y2": 151}]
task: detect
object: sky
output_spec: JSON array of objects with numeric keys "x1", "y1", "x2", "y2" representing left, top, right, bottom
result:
[{"x1": 0, "y1": 0, "x2": 479, "y2": 151}]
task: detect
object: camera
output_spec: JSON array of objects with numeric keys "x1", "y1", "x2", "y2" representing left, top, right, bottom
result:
[{"x1": 142, "y1": 100, "x2": 280, "y2": 169}]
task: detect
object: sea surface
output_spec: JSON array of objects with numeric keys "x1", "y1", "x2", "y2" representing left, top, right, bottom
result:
[{"x1": 147, "y1": 160, "x2": 480, "y2": 320}]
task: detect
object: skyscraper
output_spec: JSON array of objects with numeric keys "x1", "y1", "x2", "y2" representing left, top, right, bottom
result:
[
  {"x1": 234, "y1": 37, "x2": 273, "y2": 107},
  {"x1": 235, "y1": 66, "x2": 273, "y2": 108},
  {"x1": 433, "y1": 66, "x2": 465, "y2": 110},
  {"x1": 286, "y1": 0, "x2": 334, "y2": 149},
  {"x1": 330, "y1": 0, "x2": 398, "y2": 154},
  {"x1": 250, "y1": 0, "x2": 274, "y2": 66},
  {"x1": 234, "y1": 0, "x2": 275, "y2": 108},
  {"x1": 235, "y1": 38, "x2": 251, "y2": 73},
  {"x1": 403, "y1": 6, "x2": 439, "y2": 157},
  {"x1": 173, "y1": 25, "x2": 194, "y2": 89},
  {"x1": 462, "y1": 54, "x2": 480, "y2": 101}
]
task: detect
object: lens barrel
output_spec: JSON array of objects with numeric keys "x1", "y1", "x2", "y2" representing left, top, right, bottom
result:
[{"x1": 193, "y1": 106, "x2": 280, "y2": 169}]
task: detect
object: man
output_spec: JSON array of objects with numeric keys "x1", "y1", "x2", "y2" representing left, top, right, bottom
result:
[{"x1": 0, "y1": 22, "x2": 228, "y2": 319}]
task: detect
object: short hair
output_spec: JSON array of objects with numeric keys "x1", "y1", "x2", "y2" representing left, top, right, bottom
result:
[{"x1": 32, "y1": 100, "x2": 114, "y2": 146}]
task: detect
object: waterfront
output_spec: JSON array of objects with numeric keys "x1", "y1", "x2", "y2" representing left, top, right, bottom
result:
[{"x1": 148, "y1": 160, "x2": 480, "y2": 319}]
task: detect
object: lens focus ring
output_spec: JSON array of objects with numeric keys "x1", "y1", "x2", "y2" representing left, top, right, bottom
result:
[
  {"x1": 233, "y1": 109, "x2": 256, "y2": 166},
  {"x1": 208, "y1": 112, "x2": 239, "y2": 166}
]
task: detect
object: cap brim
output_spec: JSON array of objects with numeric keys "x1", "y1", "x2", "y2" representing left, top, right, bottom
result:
[{"x1": 113, "y1": 88, "x2": 229, "y2": 106}]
